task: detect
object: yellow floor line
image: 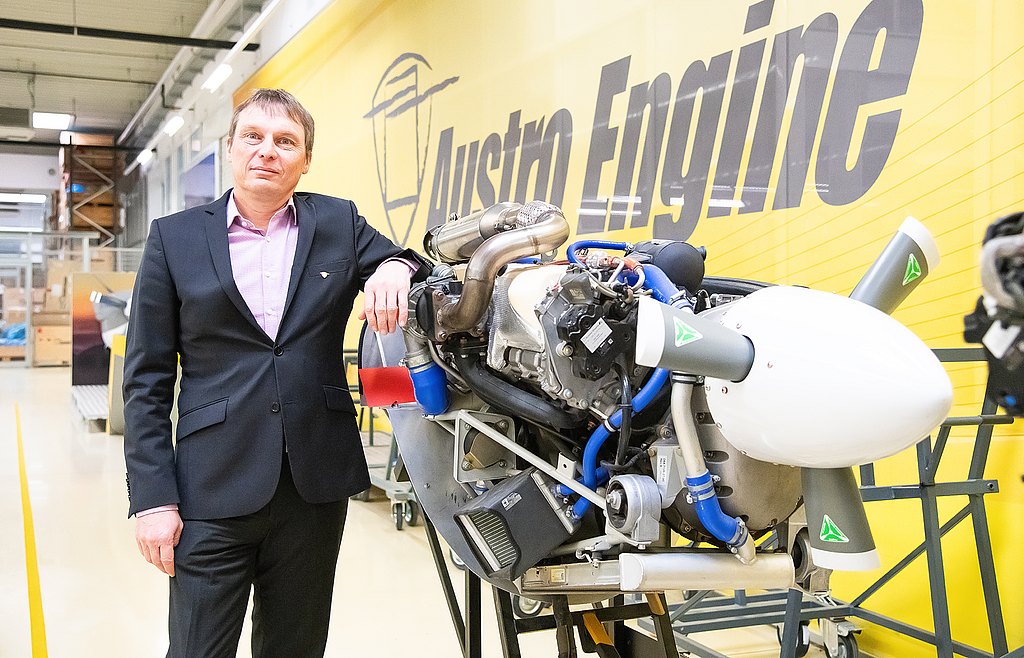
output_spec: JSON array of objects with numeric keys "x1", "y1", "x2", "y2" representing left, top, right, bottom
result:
[{"x1": 15, "y1": 405, "x2": 48, "y2": 656}]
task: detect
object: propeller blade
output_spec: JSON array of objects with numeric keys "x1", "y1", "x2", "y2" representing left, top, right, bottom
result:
[{"x1": 850, "y1": 216, "x2": 939, "y2": 314}]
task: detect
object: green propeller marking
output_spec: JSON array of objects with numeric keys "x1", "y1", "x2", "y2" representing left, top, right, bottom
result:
[
  {"x1": 903, "y1": 253, "x2": 922, "y2": 286},
  {"x1": 820, "y1": 514, "x2": 850, "y2": 543},
  {"x1": 673, "y1": 317, "x2": 703, "y2": 347}
]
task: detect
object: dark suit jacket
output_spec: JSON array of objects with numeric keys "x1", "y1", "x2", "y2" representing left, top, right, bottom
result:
[{"x1": 123, "y1": 190, "x2": 428, "y2": 520}]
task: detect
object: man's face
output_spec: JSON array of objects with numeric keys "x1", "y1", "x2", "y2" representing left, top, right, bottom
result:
[{"x1": 228, "y1": 105, "x2": 310, "y2": 202}]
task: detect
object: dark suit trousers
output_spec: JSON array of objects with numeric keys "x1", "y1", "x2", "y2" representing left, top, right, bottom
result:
[{"x1": 167, "y1": 454, "x2": 348, "y2": 658}]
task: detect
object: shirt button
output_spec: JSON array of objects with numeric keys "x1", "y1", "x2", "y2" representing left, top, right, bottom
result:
[
  {"x1": 274, "y1": 346, "x2": 283, "y2": 356},
  {"x1": 271, "y1": 402, "x2": 281, "y2": 413}
]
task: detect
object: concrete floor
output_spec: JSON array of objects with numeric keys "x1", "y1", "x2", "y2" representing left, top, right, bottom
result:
[{"x1": 0, "y1": 364, "x2": 833, "y2": 657}]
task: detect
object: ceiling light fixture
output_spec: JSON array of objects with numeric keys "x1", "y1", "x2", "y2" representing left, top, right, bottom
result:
[
  {"x1": 201, "y1": 0, "x2": 283, "y2": 93},
  {"x1": 201, "y1": 63, "x2": 233, "y2": 92},
  {"x1": 0, "y1": 193, "x2": 48, "y2": 204},
  {"x1": 32, "y1": 112, "x2": 74, "y2": 130},
  {"x1": 163, "y1": 115, "x2": 186, "y2": 137},
  {"x1": 135, "y1": 149, "x2": 155, "y2": 166}
]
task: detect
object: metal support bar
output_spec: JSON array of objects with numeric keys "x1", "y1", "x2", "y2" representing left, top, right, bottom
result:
[
  {"x1": 669, "y1": 590, "x2": 712, "y2": 622},
  {"x1": 458, "y1": 411, "x2": 606, "y2": 509},
  {"x1": 860, "y1": 479, "x2": 999, "y2": 501},
  {"x1": 423, "y1": 516, "x2": 466, "y2": 649},
  {"x1": 492, "y1": 588, "x2": 522, "y2": 658},
  {"x1": 0, "y1": 17, "x2": 260, "y2": 51},
  {"x1": 918, "y1": 454, "x2": 954, "y2": 658},
  {"x1": 859, "y1": 462, "x2": 876, "y2": 486},
  {"x1": 779, "y1": 588, "x2": 804, "y2": 658},
  {"x1": 923, "y1": 425, "x2": 951, "y2": 485},
  {"x1": 648, "y1": 592, "x2": 681, "y2": 658},
  {"x1": 0, "y1": 67, "x2": 154, "y2": 86},
  {"x1": 969, "y1": 398, "x2": 1000, "y2": 479},
  {"x1": 969, "y1": 493, "x2": 1008, "y2": 656},
  {"x1": 854, "y1": 608, "x2": 995, "y2": 658},
  {"x1": 552, "y1": 597, "x2": 578, "y2": 658},
  {"x1": 465, "y1": 565, "x2": 482, "y2": 658},
  {"x1": 851, "y1": 504, "x2": 971, "y2": 608}
]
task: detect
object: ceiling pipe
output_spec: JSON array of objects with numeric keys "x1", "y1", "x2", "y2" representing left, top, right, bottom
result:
[
  {"x1": 117, "y1": 0, "x2": 242, "y2": 146},
  {"x1": 0, "y1": 18, "x2": 260, "y2": 51},
  {"x1": 0, "y1": 68, "x2": 154, "y2": 87}
]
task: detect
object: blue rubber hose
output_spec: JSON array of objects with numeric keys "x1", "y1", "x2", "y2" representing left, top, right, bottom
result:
[
  {"x1": 570, "y1": 368, "x2": 670, "y2": 518},
  {"x1": 621, "y1": 264, "x2": 677, "y2": 304},
  {"x1": 686, "y1": 472, "x2": 747, "y2": 547},
  {"x1": 567, "y1": 240, "x2": 630, "y2": 265}
]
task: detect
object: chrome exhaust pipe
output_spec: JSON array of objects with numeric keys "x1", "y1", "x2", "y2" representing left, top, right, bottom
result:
[
  {"x1": 618, "y1": 552, "x2": 794, "y2": 591},
  {"x1": 520, "y1": 552, "x2": 795, "y2": 593},
  {"x1": 437, "y1": 201, "x2": 570, "y2": 334}
]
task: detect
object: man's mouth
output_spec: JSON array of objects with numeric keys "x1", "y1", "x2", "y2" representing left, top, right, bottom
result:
[{"x1": 251, "y1": 167, "x2": 278, "y2": 174}]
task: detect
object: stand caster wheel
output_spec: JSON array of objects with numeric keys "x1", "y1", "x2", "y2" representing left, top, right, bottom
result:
[
  {"x1": 512, "y1": 595, "x2": 546, "y2": 618},
  {"x1": 776, "y1": 621, "x2": 811, "y2": 657},
  {"x1": 826, "y1": 634, "x2": 859, "y2": 658},
  {"x1": 391, "y1": 503, "x2": 404, "y2": 530},
  {"x1": 404, "y1": 501, "x2": 419, "y2": 527}
]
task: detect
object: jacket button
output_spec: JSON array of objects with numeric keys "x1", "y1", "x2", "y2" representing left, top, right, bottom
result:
[
  {"x1": 274, "y1": 346, "x2": 284, "y2": 356},
  {"x1": 271, "y1": 402, "x2": 281, "y2": 413}
]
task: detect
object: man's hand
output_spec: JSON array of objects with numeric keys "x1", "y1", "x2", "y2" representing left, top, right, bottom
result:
[
  {"x1": 359, "y1": 260, "x2": 413, "y2": 334},
  {"x1": 136, "y1": 510, "x2": 183, "y2": 577}
]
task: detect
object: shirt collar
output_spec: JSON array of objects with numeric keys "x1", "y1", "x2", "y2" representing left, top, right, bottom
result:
[{"x1": 226, "y1": 190, "x2": 297, "y2": 228}]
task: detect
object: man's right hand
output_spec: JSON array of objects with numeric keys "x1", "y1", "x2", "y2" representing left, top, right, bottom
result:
[{"x1": 136, "y1": 510, "x2": 183, "y2": 577}]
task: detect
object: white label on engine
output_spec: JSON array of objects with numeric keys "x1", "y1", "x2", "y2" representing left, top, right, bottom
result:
[
  {"x1": 983, "y1": 321, "x2": 1020, "y2": 358},
  {"x1": 581, "y1": 318, "x2": 613, "y2": 353},
  {"x1": 656, "y1": 454, "x2": 670, "y2": 485},
  {"x1": 501, "y1": 492, "x2": 522, "y2": 510}
]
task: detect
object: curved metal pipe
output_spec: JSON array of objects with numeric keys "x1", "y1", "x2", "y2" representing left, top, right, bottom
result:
[
  {"x1": 424, "y1": 202, "x2": 520, "y2": 264},
  {"x1": 438, "y1": 202, "x2": 570, "y2": 333},
  {"x1": 672, "y1": 380, "x2": 755, "y2": 564}
]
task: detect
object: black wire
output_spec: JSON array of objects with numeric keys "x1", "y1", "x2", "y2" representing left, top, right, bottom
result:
[{"x1": 612, "y1": 362, "x2": 633, "y2": 467}]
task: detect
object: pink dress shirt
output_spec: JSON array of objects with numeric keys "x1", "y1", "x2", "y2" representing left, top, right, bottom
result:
[{"x1": 224, "y1": 193, "x2": 299, "y2": 341}]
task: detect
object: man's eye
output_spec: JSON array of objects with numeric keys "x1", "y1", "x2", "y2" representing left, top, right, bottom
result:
[{"x1": 244, "y1": 133, "x2": 260, "y2": 140}]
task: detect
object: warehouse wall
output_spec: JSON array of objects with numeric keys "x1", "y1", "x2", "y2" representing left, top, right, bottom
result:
[{"x1": 237, "y1": 1, "x2": 1024, "y2": 655}]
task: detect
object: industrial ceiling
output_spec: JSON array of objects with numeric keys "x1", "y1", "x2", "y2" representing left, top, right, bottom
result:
[{"x1": 0, "y1": 0, "x2": 264, "y2": 152}]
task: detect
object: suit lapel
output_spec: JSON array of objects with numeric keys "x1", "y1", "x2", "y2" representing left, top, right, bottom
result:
[
  {"x1": 204, "y1": 191, "x2": 269, "y2": 340},
  {"x1": 281, "y1": 193, "x2": 317, "y2": 322}
]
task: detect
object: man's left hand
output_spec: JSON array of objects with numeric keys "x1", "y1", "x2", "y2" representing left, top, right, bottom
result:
[{"x1": 359, "y1": 260, "x2": 412, "y2": 334}]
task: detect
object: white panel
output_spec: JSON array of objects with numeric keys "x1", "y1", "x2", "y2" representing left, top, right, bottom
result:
[{"x1": 0, "y1": 153, "x2": 61, "y2": 189}]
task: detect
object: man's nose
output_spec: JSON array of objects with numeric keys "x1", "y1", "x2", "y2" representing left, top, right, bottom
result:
[{"x1": 257, "y1": 138, "x2": 276, "y2": 159}]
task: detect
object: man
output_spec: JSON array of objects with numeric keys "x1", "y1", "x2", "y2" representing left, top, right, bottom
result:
[{"x1": 123, "y1": 88, "x2": 429, "y2": 657}]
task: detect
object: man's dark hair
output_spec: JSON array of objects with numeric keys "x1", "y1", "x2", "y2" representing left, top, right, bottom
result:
[{"x1": 229, "y1": 88, "x2": 315, "y2": 160}]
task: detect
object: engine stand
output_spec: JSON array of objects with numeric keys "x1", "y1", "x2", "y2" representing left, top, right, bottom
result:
[{"x1": 424, "y1": 515, "x2": 678, "y2": 658}]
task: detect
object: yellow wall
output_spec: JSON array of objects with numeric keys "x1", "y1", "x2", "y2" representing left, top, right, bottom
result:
[{"x1": 239, "y1": 2, "x2": 1024, "y2": 654}]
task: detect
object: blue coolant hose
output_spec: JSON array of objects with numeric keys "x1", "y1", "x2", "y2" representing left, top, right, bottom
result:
[
  {"x1": 570, "y1": 367, "x2": 670, "y2": 518},
  {"x1": 567, "y1": 240, "x2": 630, "y2": 265}
]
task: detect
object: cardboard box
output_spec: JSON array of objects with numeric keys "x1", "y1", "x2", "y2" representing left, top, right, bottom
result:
[
  {"x1": 33, "y1": 311, "x2": 71, "y2": 326},
  {"x1": 0, "y1": 345, "x2": 25, "y2": 360},
  {"x1": 33, "y1": 325, "x2": 71, "y2": 367},
  {"x1": 2, "y1": 309, "x2": 26, "y2": 325},
  {"x1": 44, "y1": 261, "x2": 77, "y2": 312}
]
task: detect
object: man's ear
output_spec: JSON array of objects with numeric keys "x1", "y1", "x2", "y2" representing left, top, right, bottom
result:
[{"x1": 303, "y1": 153, "x2": 312, "y2": 174}]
